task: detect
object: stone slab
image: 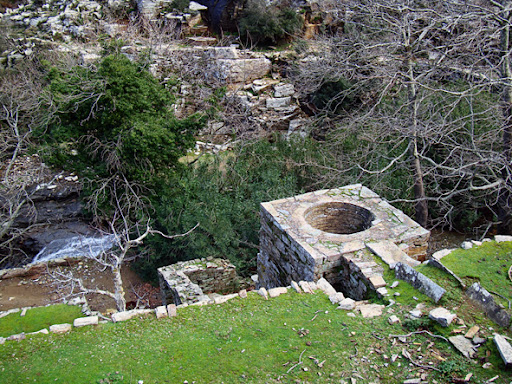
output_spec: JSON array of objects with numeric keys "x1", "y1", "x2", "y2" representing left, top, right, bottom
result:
[
  {"x1": 299, "y1": 281, "x2": 313, "y2": 294},
  {"x1": 290, "y1": 281, "x2": 302, "y2": 293},
  {"x1": 50, "y1": 323, "x2": 72, "y2": 334},
  {"x1": 495, "y1": 235, "x2": 512, "y2": 243},
  {"x1": 358, "y1": 304, "x2": 385, "y2": 318},
  {"x1": 329, "y1": 292, "x2": 345, "y2": 305},
  {"x1": 369, "y1": 275, "x2": 386, "y2": 288},
  {"x1": 268, "y1": 287, "x2": 288, "y2": 298},
  {"x1": 238, "y1": 289, "x2": 248, "y2": 298},
  {"x1": 366, "y1": 241, "x2": 421, "y2": 269},
  {"x1": 394, "y1": 262, "x2": 445, "y2": 302},
  {"x1": 449, "y1": 335, "x2": 476, "y2": 358},
  {"x1": 111, "y1": 309, "x2": 152, "y2": 323},
  {"x1": 466, "y1": 283, "x2": 511, "y2": 327},
  {"x1": 494, "y1": 334, "x2": 512, "y2": 367},
  {"x1": 73, "y1": 316, "x2": 98, "y2": 327},
  {"x1": 429, "y1": 307, "x2": 456, "y2": 327}
]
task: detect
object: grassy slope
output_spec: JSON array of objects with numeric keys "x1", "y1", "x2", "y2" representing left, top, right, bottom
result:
[
  {"x1": 0, "y1": 304, "x2": 83, "y2": 337},
  {"x1": 1, "y1": 242, "x2": 511, "y2": 383}
]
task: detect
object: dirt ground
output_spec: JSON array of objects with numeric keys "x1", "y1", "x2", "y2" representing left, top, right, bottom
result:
[{"x1": 0, "y1": 259, "x2": 161, "y2": 313}]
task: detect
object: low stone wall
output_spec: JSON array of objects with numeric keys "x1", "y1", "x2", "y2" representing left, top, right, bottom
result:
[
  {"x1": 158, "y1": 257, "x2": 241, "y2": 306},
  {"x1": 258, "y1": 185, "x2": 430, "y2": 300}
]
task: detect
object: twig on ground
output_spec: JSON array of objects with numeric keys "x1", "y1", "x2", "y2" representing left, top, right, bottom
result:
[
  {"x1": 372, "y1": 332, "x2": 384, "y2": 340},
  {"x1": 389, "y1": 330, "x2": 449, "y2": 343},
  {"x1": 350, "y1": 345, "x2": 358, "y2": 358},
  {"x1": 310, "y1": 310, "x2": 321, "y2": 322},
  {"x1": 402, "y1": 348, "x2": 441, "y2": 372},
  {"x1": 287, "y1": 349, "x2": 306, "y2": 374},
  {"x1": 489, "y1": 290, "x2": 511, "y2": 309}
]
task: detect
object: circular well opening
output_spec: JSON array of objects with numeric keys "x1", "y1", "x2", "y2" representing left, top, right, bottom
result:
[{"x1": 304, "y1": 202, "x2": 375, "y2": 235}]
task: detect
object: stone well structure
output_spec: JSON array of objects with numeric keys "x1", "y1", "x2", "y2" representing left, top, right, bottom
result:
[
  {"x1": 158, "y1": 257, "x2": 241, "y2": 306},
  {"x1": 257, "y1": 184, "x2": 430, "y2": 300}
]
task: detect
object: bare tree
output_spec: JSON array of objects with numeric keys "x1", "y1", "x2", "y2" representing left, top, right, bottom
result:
[
  {"x1": 49, "y1": 212, "x2": 198, "y2": 312},
  {"x1": 291, "y1": 0, "x2": 511, "y2": 233}
]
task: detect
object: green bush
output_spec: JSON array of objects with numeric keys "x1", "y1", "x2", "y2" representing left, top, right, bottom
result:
[
  {"x1": 239, "y1": 0, "x2": 303, "y2": 45},
  {"x1": 37, "y1": 53, "x2": 201, "y2": 214}
]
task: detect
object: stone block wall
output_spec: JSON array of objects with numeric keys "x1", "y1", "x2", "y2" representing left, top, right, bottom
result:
[
  {"x1": 257, "y1": 185, "x2": 430, "y2": 300},
  {"x1": 158, "y1": 257, "x2": 241, "y2": 306}
]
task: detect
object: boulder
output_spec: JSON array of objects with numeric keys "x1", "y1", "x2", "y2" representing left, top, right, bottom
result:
[{"x1": 428, "y1": 307, "x2": 456, "y2": 327}]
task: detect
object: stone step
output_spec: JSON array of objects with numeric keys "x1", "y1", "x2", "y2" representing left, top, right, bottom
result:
[{"x1": 366, "y1": 240, "x2": 421, "y2": 269}]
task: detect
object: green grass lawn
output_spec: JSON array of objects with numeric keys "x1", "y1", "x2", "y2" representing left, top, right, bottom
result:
[
  {"x1": 1, "y1": 242, "x2": 512, "y2": 383},
  {"x1": 0, "y1": 304, "x2": 83, "y2": 337},
  {"x1": 0, "y1": 289, "x2": 510, "y2": 384}
]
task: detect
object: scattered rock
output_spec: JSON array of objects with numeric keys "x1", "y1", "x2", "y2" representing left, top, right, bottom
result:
[
  {"x1": 0, "y1": 337, "x2": 5, "y2": 344},
  {"x1": 449, "y1": 335, "x2": 476, "y2": 358},
  {"x1": 167, "y1": 304, "x2": 177, "y2": 317},
  {"x1": 494, "y1": 334, "x2": 512, "y2": 367},
  {"x1": 73, "y1": 316, "x2": 98, "y2": 327},
  {"x1": 155, "y1": 306, "x2": 168, "y2": 319},
  {"x1": 465, "y1": 325, "x2": 480, "y2": 339},
  {"x1": 316, "y1": 278, "x2": 337, "y2": 296},
  {"x1": 257, "y1": 287, "x2": 269, "y2": 300},
  {"x1": 358, "y1": 304, "x2": 385, "y2": 318},
  {"x1": 213, "y1": 293, "x2": 238, "y2": 304},
  {"x1": 472, "y1": 336, "x2": 486, "y2": 345},
  {"x1": 394, "y1": 262, "x2": 445, "y2": 302},
  {"x1": 238, "y1": 289, "x2": 248, "y2": 298},
  {"x1": 376, "y1": 287, "x2": 388, "y2": 296},
  {"x1": 429, "y1": 307, "x2": 456, "y2": 327},
  {"x1": 461, "y1": 241, "x2": 473, "y2": 250},
  {"x1": 6, "y1": 333, "x2": 26, "y2": 342},
  {"x1": 299, "y1": 281, "x2": 313, "y2": 294},
  {"x1": 49, "y1": 323, "x2": 72, "y2": 334},
  {"x1": 20, "y1": 308, "x2": 27, "y2": 317},
  {"x1": 388, "y1": 315, "x2": 400, "y2": 324},
  {"x1": 28, "y1": 328, "x2": 49, "y2": 335},
  {"x1": 290, "y1": 281, "x2": 302, "y2": 293},
  {"x1": 390, "y1": 281, "x2": 399, "y2": 288},
  {"x1": 482, "y1": 362, "x2": 492, "y2": 369},
  {"x1": 329, "y1": 292, "x2": 345, "y2": 305},
  {"x1": 409, "y1": 309, "x2": 422, "y2": 318},
  {"x1": 494, "y1": 235, "x2": 512, "y2": 243},
  {"x1": 268, "y1": 287, "x2": 287, "y2": 298},
  {"x1": 337, "y1": 298, "x2": 356, "y2": 310}
]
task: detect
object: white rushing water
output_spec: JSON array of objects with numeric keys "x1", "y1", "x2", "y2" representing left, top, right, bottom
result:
[{"x1": 32, "y1": 234, "x2": 117, "y2": 263}]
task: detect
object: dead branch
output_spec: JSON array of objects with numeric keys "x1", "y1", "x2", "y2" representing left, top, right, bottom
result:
[
  {"x1": 286, "y1": 349, "x2": 306, "y2": 374},
  {"x1": 389, "y1": 330, "x2": 449, "y2": 343}
]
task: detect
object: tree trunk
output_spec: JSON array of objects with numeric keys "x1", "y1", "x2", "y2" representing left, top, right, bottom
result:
[
  {"x1": 498, "y1": 2, "x2": 512, "y2": 234},
  {"x1": 112, "y1": 266, "x2": 126, "y2": 312},
  {"x1": 407, "y1": 58, "x2": 429, "y2": 228}
]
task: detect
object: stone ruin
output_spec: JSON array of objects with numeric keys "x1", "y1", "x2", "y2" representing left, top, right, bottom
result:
[
  {"x1": 257, "y1": 184, "x2": 430, "y2": 300},
  {"x1": 158, "y1": 257, "x2": 242, "y2": 305}
]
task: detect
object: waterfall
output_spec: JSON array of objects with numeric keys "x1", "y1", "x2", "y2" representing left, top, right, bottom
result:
[{"x1": 32, "y1": 234, "x2": 117, "y2": 263}]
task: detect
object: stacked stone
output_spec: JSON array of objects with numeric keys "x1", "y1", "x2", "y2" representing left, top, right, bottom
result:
[
  {"x1": 158, "y1": 257, "x2": 241, "y2": 306},
  {"x1": 257, "y1": 185, "x2": 430, "y2": 300}
]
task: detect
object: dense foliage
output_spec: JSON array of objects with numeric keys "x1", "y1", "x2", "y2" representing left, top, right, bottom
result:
[
  {"x1": 136, "y1": 138, "x2": 323, "y2": 280},
  {"x1": 238, "y1": 0, "x2": 303, "y2": 46}
]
